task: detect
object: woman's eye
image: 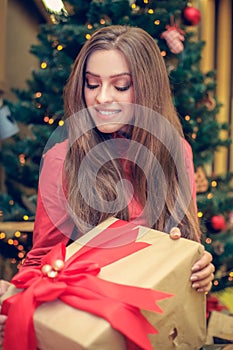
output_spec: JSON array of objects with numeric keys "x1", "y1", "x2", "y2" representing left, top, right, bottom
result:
[
  {"x1": 115, "y1": 84, "x2": 131, "y2": 92},
  {"x1": 86, "y1": 80, "x2": 99, "y2": 90}
]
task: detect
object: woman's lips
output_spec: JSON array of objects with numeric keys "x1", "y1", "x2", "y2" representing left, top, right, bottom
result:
[{"x1": 94, "y1": 107, "x2": 122, "y2": 120}]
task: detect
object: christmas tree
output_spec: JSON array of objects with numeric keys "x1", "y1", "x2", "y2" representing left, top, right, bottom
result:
[{"x1": 0, "y1": 0, "x2": 232, "y2": 291}]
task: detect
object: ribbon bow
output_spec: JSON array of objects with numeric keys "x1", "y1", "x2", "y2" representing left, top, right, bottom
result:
[{"x1": 2, "y1": 220, "x2": 172, "y2": 350}]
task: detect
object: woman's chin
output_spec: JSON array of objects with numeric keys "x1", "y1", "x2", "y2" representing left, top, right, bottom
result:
[{"x1": 95, "y1": 123, "x2": 125, "y2": 134}]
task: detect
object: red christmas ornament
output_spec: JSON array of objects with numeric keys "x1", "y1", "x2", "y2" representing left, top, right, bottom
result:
[
  {"x1": 182, "y1": 6, "x2": 201, "y2": 26},
  {"x1": 210, "y1": 215, "x2": 226, "y2": 231}
]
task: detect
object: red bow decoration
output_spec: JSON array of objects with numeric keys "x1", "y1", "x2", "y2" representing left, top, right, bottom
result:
[
  {"x1": 163, "y1": 15, "x2": 185, "y2": 36},
  {"x1": 2, "y1": 220, "x2": 173, "y2": 350}
]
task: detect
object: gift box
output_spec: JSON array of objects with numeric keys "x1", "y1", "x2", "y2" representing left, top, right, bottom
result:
[
  {"x1": 1, "y1": 217, "x2": 206, "y2": 350},
  {"x1": 206, "y1": 311, "x2": 233, "y2": 344}
]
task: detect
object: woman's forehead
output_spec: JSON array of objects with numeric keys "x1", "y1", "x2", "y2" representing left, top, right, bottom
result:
[{"x1": 86, "y1": 49, "x2": 130, "y2": 76}]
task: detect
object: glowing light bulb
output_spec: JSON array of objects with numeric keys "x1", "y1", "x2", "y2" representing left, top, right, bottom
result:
[
  {"x1": 15, "y1": 231, "x2": 21, "y2": 237},
  {"x1": 19, "y1": 154, "x2": 26, "y2": 165},
  {"x1": 18, "y1": 252, "x2": 25, "y2": 259},
  {"x1": 41, "y1": 62, "x2": 47, "y2": 69},
  {"x1": 41, "y1": 0, "x2": 68, "y2": 15}
]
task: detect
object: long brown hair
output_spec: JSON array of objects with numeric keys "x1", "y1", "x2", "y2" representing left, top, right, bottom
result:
[{"x1": 63, "y1": 25, "x2": 200, "y2": 241}]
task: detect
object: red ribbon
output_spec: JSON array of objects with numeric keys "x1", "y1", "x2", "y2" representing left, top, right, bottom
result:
[{"x1": 2, "y1": 220, "x2": 173, "y2": 350}]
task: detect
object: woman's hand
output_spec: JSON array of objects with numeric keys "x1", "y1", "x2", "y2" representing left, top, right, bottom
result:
[
  {"x1": 0, "y1": 280, "x2": 11, "y2": 346},
  {"x1": 190, "y1": 250, "x2": 215, "y2": 293},
  {"x1": 169, "y1": 227, "x2": 215, "y2": 293}
]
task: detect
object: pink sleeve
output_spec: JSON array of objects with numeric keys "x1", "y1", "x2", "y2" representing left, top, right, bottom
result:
[
  {"x1": 182, "y1": 138, "x2": 197, "y2": 208},
  {"x1": 20, "y1": 140, "x2": 74, "y2": 270}
]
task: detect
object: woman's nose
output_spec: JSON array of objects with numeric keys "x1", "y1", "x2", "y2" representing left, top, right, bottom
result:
[{"x1": 95, "y1": 85, "x2": 113, "y2": 104}]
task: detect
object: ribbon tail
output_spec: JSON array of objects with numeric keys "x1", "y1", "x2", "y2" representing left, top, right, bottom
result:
[
  {"x1": 61, "y1": 293, "x2": 154, "y2": 350},
  {"x1": 105, "y1": 302, "x2": 156, "y2": 350},
  {"x1": 126, "y1": 339, "x2": 144, "y2": 350},
  {"x1": 62, "y1": 278, "x2": 173, "y2": 350},
  {"x1": 95, "y1": 279, "x2": 173, "y2": 314},
  {"x1": 2, "y1": 287, "x2": 39, "y2": 350},
  {"x1": 110, "y1": 303, "x2": 157, "y2": 350},
  {"x1": 68, "y1": 274, "x2": 173, "y2": 314}
]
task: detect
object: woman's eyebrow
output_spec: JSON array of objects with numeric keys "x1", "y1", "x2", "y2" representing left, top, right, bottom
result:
[{"x1": 85, "y1": 71, "x2": 131, "y2": 78}]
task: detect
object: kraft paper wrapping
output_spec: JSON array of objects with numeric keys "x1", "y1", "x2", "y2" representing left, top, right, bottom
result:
[
  {"x1": 2, "y1": 217, "x2": 206, "y2": 350},
  {"x1": 206, "y1": 311, "x2": 233, "y2": 344}
]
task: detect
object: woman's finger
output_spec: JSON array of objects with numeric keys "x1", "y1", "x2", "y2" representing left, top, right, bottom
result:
[
  {"x1": 191, "y1": 271, "x2": 215, "y2": 289},
  {"x1": 196, "y1": 281, "x2": 213, "y2": 293},
  {"x1": 191, "y1": 262, "x2": 215, "y2": 281},
  {"x1": 0, "y1": 315, "x2": 7, "y2": 325},
  {"x1": 192, "y1": 251, "x2": 213, "y2": 272}
]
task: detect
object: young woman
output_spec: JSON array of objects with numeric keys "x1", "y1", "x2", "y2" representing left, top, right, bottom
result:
[{"x1": 0, "y1": 25, "x2": 214, "y2": 340}]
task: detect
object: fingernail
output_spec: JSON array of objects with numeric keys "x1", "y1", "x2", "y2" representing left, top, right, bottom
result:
[
  {"x1": 173, "y1": 232, "x2": 180, "y2": 238},
  {"x1": 192, "y1": 283, "x2": 199, "y2": 289},
  {"x1": 170, "y1": 228, "x2": 181, "y2": 240},
  {"x1": 190, "y1": 275, "x2": 198, "y2": 281}
]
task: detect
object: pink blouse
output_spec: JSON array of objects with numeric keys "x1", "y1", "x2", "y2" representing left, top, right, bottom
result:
[{"x1": 21, "y1": 138, "x2": 196, "y2": 270}]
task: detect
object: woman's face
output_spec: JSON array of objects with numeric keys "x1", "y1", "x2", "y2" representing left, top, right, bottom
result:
[{"x1": 84, "y1": 49, "x2": 134, "y2": 134}]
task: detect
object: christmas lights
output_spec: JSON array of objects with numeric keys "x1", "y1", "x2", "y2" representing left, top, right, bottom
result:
[{"x1": 41, "y1": 0, "x2": 68, "y2": 15}]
